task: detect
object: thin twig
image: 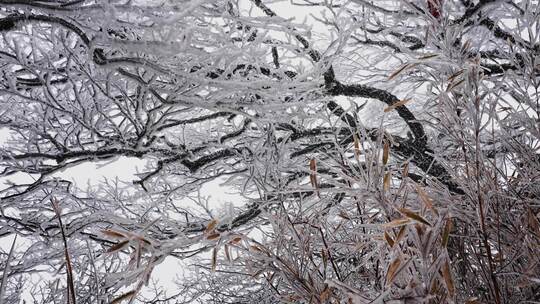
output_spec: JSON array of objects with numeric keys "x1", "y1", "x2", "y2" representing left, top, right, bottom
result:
[
  {"x1": 0, "y1": 234, "x2": 17, "y2": 302},
  {"x1": 51, "y1": 198, "x2": 77, "y2": 304}
]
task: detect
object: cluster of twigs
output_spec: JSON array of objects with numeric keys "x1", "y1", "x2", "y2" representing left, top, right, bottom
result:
[{"x1": 0, "y1": 0, "x2": 539, "y2": 303}]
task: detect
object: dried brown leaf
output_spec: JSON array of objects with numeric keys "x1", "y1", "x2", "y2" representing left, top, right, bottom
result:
[
  {"x1": 386, "y1": 257, "x2": 402, "y2": 286},
  {"x1": 353, "y1": 133, "x2": 361, "y2": 160},
  {"x1": 106, "y1": 240, "x2": 129, "y2": 253},
  {"x1": 383, "y1": 218, "x2": 411, "y2": 228},
  {"x1": 224, "y1": 244, "x2": 231, "y2": 262},
  {"x1": 101, "y1": 229, "x2": 126, "y2": 239},
  {"x1": 399, "y1": 208, "x2": 432, "y2": 226},
  {"x1": 320, "y1": 286, "x2": 332, "y2": 302},
  {"x1": 442, "y1": 217, "x2": 452, "y2": 248},
  {"x1": 338, "y1": 211, "x2": 351, "y2": 220},
  {"x1": 442, "y1": 260, "x2": 455, "y2": 297},
  {"x1": 211, "y1": 247, "x2": 218, "y2": 272},
  {"x1": 384, "y1": 231, "x2": 395, "y2": 247},
  {"x1": 402, "y1": 162, "x2": 409, "y2": 178},
  {"x1": 309, "y1": 158, "x2": 316, "y2": 173},
  {"x1": 230, "y1": 237, "x2": 243, "y2": 244},
  {"x1": 395, "y1": 226, "x2": 407, "y2": 244},
  {"x1": 415, "y1": 223, "x2": 425, "y2": 237},
  {"x1": 205, "y1": 219, "x2": 218, "y2": 233},
  {"x1": 415, "y1": 184, "x2": 438, "y2": 216},
  {"x1": 206, "y1": 233, "x2": 221, "y2": 240},
  {"x1": 382, "y1": 142, "x2": 390, "y2": 165},
  {"x1": 447, "y1": 69, "x2": 464, "y2": 82},
  {"x1": 461, "y1": 39, "x2": 472, "y2": 53},
  {"x1": 527, "y1": 208, "x2": 540, "y2": 238},
  {"x1": 383, "y1": 172, "x2": 391, "y2": 191},
  {"x1": 309, "y1": 158, "x2": 319, "y2": 197},
  {"x1": 388, "y1": 63, "x2": 413, "y2": 80},
  {"x1": 446, "y1": 78, "x2": 465, "y2": 92},
  {"x1": 321, "y1": 248, "x2": 328, "y2": 269},
  {"x1": 384, "y1": 99, "x2": 411, "y2": 113},
  {"x1": 132, "y1": 235, "x2": 152, "y2": 247},
  {"x1": 250, "y1": 245, "x2": 263, "y2": 252}
]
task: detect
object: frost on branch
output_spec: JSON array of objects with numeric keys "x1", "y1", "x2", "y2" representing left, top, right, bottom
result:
[{"x1": 0, "y1": 0, "x2": 539, "y2": 303}]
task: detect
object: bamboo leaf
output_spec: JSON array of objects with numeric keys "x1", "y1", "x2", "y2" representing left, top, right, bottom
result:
[
  {"x1": 230, "y1": 237, "x2": 243, "y2": 244},
  {"x1": 446, "y1": 78, "x2": 465, "y2": 92},
  {"x1": 211, "y1": 247, "x2": 218, "y2": 272},
  {"x1": 442, "y1": 260, "x2": 455, "y2": 297},
  {"x1": 309, "y1": 158, "x2": 320, "y2": 197},
  {"x1": 206, "y1": 233, "x2": 221, "y2": 240},
  {"x1": 447, "y1": 69, "x2": 464, "y2": 82},
  {"x1": 388, "y1": 64, "x2": 413, "y2": 80},
  {"x1": 461, "y1": 39, "x2": 472, "y2": 53},
  {"x1": 353, "y1": 133, "x2": 361, "y2": 160},
  {"x1": 527, "y1": 208, "x2": 540, "y2": 238},
  {"x1": 384, "y1": 99, "x2": 411, "y2": 113},
  {"x1": 384, "y1": 231, "x2": 395, "y2": 247},
  {"x1": 395, "y1": 226, "x2": 407, "y2": 244},
  {"x1": 382, "y1": 142, "x2": 390, "y2": 165},
  {"x1": 418, "y1": 53, "x2": 438, "y2": 60},
  {"x1": 338, "y1": 210, "x2": 351, "y2": 220},
  {"x1": 402, "y1": 162, "x2": 409, "y2": 178},
  {"x1": 383, "y1": 218, "x2": 411, "y2": 228},
  {"x1": 250, "y1": 245, "x2": 263, "y2": 252},
  {"x1": 111, "y1": 290, "x2": 136, "y2": 304},
  {"x1": 101, "y1": 229, "x2": 126, "y2": 239},
  {"x1": 415, "y1": 184, "x2": 438, "y2": 216},
  {"x1": 442, "y1": 217, "x2": 452, "y2": 248},
  {"x1": 398, "y1": 208, "x2": 432, "y2": 226},
  {"x1": 321, "y1": 248, "x2": 328, "y2": 269},
  {"x1": 106, "y1": 240, "x2": 130, "y2": 253},
  {"x1": 320, "y1": 286, "x2": 332, "y2": 302},
  {"x1": 224, "y1": 244, "x2": 231, "y2": 262},
  {"x1": 383, "y1": 172, "x2": 391, "y2": 191},
  {"x1": 205, "y1": 219, "x2": 218, "y2": 233},
  {"x1": 309, "y1": 158, "x2": 316, "y2": 173},
  {"x1": 386, "y1": 257, "x2": 402, "y2": 286}
]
